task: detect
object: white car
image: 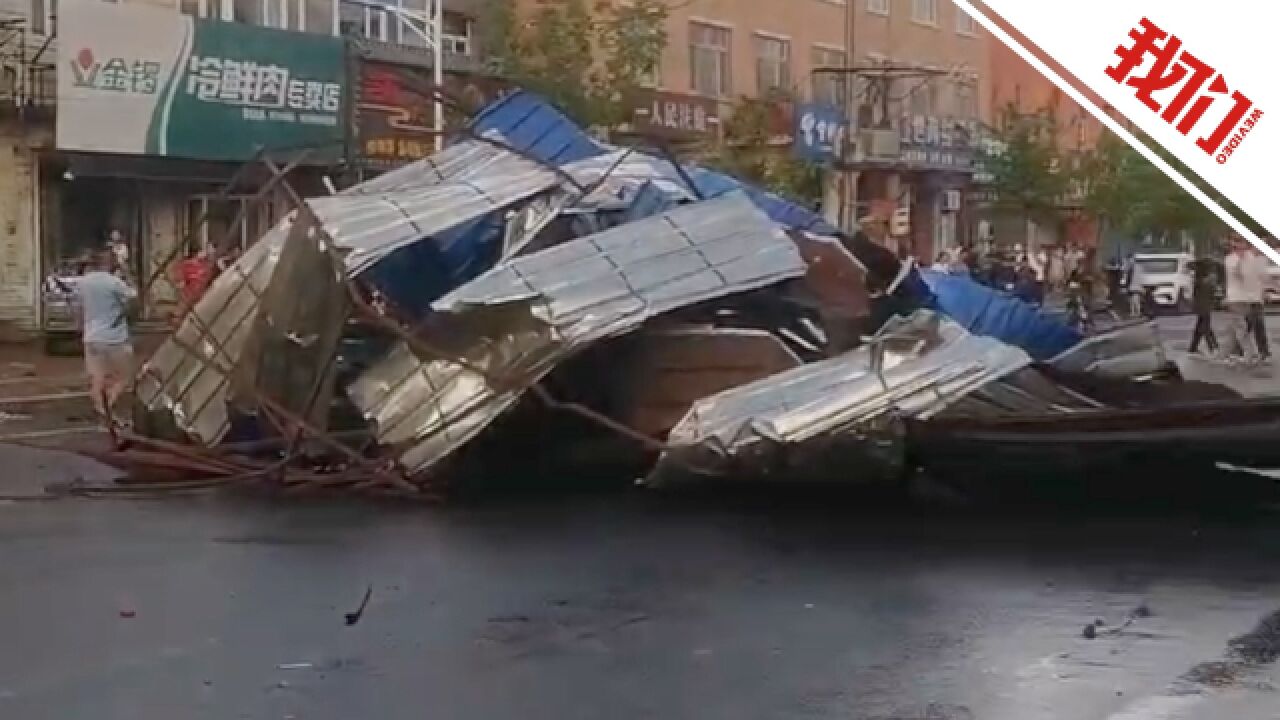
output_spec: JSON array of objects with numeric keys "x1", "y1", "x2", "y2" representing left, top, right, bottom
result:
[
  {"x1": 1266, "y1": 262, "x2": 1280, "y2": 304},
  {"x1": 1130, "y1": 253, "x2": 1195, "y2": 311}
]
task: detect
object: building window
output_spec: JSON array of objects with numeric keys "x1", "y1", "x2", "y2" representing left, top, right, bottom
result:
[
  {"x1": 911, "y1": 0, "x2": 938, "y2": 26},
  {"x1": 811, "y1": 46, "x2": 847, "y2": 107},
  {"x1": 196, "y1": 0, "x2": 233, "y2": 22},
  {"x1": 30, "y1": 0, "x2": 45, "y2": 34},
  {"x1": 955, "y1": 7, "x2": 977, "y2": 35},
  {"x1": 953, "y1": 79, "x2": 977, "y2": 119},
  {"x1": 690, "y1": 22, "x2": 731, "y2": 97},
  {"x1": 366, "y1": 7, "x2": 389, "y2": 41},
  {"x1": 261, "y1": 0, "x2": 305, "y2": 30},
  {"x1": 179, "y1": 0, "x2": 233, "y2": 21},
  {"x1": 754, "y1": 34, "x2": 790, "y2": 95},
  {"x1": 442, "y1": 12, "x2": 472, "y2": 55},
  {"x1": 866, "y1": 0, "x2": 888, "y2": 16}
]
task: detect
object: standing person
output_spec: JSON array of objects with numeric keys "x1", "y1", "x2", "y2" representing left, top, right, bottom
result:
[
  {"x1": 106, "y1": 229, "x2": 133, "y2": 282},
  {"x1": 1188, "y1": 259, "x2": 1219, "y2": 356},
  {"x1": 1105, "y1": 254, "x2": 1123, "y2": 309},
  {"x1": 172, "y1": 244, "x2": 214, "y2": 324},
  {"x1": 1123, "y1": 253, "x2": 1144, "y2": 317},
  {"x1": 1244, "y1": 240, "x2": 1272, "y2": 361},
  {"x1": 931, "y1": 251, "x2": 951, "y2": 273},
  {"x1": 75, "y1": 249, "x2": 138, "y2": 425},
  {"x1": 1222, "y1": 234, "x2": 1265, "y2": 363},
  {"x1": 1030, "y1": 246, "x2": 1048, "y2": 296},
  {"x1": 1047, "y1": 245, "x2": 1066, "y2": 292}
]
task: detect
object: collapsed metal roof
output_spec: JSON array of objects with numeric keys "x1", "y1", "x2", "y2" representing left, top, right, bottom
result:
[
  {"x1": 469, "y1": 90, "x2": 839, "y2": 235},
  {"x1": 309, "y1": 150, "x2": 559, "y2": 276},
  {"x1": 135, "y1": 220, "x2": 293, "y2": 445},
  {"x1": 347, "y1": 191, "x2": 809, "y2": 475},
  {"x1": 647, "y1": 310, "x2": 1033, "y2": 485}
]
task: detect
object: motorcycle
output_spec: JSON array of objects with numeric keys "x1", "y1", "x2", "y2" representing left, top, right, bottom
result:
[{"x1": 1065, "y1": 280, "x2": 1094, "y2": 334}]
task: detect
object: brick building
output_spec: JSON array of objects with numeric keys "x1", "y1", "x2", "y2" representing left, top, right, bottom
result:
[
  {"x1": 633, "y1": 0, "x2": 991, "y2": 259},
  {"x1": 984, "y1": 9, "x2": 1106, "y2": 252}
]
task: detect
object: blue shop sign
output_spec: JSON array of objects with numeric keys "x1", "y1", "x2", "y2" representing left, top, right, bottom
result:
[
  {"x1": 898, "y1": 114, "x2": 977, "y2": 172},
  {"x1": 793, "y1": 103, "x2": 848, "y2": 163}
]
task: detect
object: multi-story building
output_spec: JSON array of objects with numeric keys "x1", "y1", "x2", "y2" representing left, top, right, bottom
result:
[
  {"x1": 987, "y1": 34, "x2": 1105, "y2": 251},
  {"x1": 628, "y1": 0, "x2": 991, "y2": 259},
  {"x1": 0, "y1": 0, "x2": 55, "y2": 337},
  {"x1": 0, "y1": 0, "x2": 492, "y2": 338}
]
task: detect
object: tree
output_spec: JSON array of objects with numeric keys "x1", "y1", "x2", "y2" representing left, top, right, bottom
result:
[
  {"x1": 706, "y1": 94, "x2": 823, "y2": 206},
  {"x1": 478, "y1": 0, "x2": 668, "y2": 128},
  {"x1": 1075, "y1": 128, "x2": 1261, "y2": 251},
  {"x1": 986, "y1": 106, "x2": 1070, "y2": 223}
]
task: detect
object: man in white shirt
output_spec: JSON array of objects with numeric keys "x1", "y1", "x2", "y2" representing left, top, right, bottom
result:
[
  {"x1": 1222, "y1": 234, "x2": 1270, "y2": 362},
  {"x1": 75, "y1": 249, "x2": 139, "y2": 422}
]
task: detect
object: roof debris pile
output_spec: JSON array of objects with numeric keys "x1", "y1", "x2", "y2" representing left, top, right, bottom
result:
[
  {"x1": 646, "y1": 311, "x2": 1032, "y2": 488},
  {"x1": 99, "y1": 91, "x2": 1279, "y2": 505},
  {"x1": 347, "y1": 192, "x2": 806, "y2": 477}
]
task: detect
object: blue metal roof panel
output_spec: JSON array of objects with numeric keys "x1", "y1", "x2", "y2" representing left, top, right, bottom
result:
[
  {"x1": 469, "y1": 91, "x2": 839, "y2": 235},
  {"x1": 468, "y1": 91, "x2": 606, "y2": 166}
]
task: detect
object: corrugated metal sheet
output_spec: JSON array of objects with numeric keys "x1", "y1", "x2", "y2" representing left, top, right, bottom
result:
[
  {"x1": 135, "y1": 219, "x2": 293, "y2": 444},
  {"x1": 346, "y1": 138, "x2": 536, "y2": 196},
  {"x1": 648, "y1": 311, "x2": 1032, "y2": 484},
  {"x1": 308, "y1": 154, "x2": 559, "y2": 277},
  {"x1": 468, "y1": 91, "x2": 606, "y2": 166},
  {"x1": 1050, "y1": 320, "x2": 1167, "y2": 378},
  {"x1": 348, "y1": 192, "x2": 808, "y2": 475},
  {"x1": 468, "y1": 90, "x2": 838, "y2": 234},
  {"x1": 687, "y1": 167, "x2": 838, "y2": 236}
]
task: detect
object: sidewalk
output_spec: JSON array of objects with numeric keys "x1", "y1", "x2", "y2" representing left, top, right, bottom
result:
[
  {"x1": 0, "y1": 331, "x2": 169, "y2": 449},
  {"x1": 0, "y1": 342, "x2": 98, "y2": 446}
]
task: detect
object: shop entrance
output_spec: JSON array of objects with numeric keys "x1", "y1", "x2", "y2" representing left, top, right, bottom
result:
[
  {"x1": 43, "y1": 173, "x2": 143, "y2": 277},
  {"x1": 184, "y1": 194, "x2": 277, "y2": 255}
]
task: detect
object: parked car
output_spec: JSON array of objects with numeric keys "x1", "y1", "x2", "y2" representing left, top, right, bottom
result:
[
  {"x1": 42, "y1": 261, "x2": 84, "y2": 356},
  {"x1": 1266, "y1": 262, "x2": 1280, "y2": 304},
  {"x1": 1131, "y1": 252, "x2": 1195, "y2": 313}
]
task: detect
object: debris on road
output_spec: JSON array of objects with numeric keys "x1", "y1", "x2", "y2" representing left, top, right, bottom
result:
[
  {"x1": 345, "y1": 585, "x2": 373, "y2": 626},
  {"x1": 57, "y1": 90, "x2": 1280, "y2": 507}
]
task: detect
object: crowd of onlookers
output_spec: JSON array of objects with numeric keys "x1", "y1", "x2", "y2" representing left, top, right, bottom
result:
[
  {"x1": 919, "y1": 234, "x2": 1273, "y2": 364},
  {"x1": 922, "y1": 242, "x2": 1095, "y2": 308}
]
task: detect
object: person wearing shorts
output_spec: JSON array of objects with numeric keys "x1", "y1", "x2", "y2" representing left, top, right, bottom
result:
[{"x1": 75, "y1": 249, "x2": 138, "y2": 422}]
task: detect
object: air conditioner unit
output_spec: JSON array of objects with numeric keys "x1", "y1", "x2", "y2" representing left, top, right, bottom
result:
[
  {"x1": 943, "y1": 190, "x2": 963, "y2": 212},
  {"x1": 859, "y1": 128, "x2": 901, "y2": 162}
]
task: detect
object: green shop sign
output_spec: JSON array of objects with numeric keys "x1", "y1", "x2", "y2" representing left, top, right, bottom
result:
[{"x1": 58, "y1": 0, "x2": 345, "y2": 162}]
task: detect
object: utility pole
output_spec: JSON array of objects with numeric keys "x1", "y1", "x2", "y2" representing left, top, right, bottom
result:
[
  {"x1": 831, "y1": 0, "x2": 857, "y2": 233},
  {"x1": 341, "y1": 0, "x2": 446, "y2": 153}
]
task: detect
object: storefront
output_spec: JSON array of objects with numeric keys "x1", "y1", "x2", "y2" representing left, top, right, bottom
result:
[
  {"x1": 0, "y1": 120, "x2": 51, "y2": 339},
  {"x1": 47, "y1": 0, "x2": 347, "y2": 324},
  {"x1": 898, "y1": 113, "x2": 977, "y2": 260},
  {"x1": 35, "y1": 154, "x2": 304, "y2": 320},
  {"x1": 615, "y1": 89, "x2": 721, "y2": 158},
  {"x1": 352, "y1": 54, "x2": 508, "y2": 174},
  {"x1": 854, "y1": 113, "x2": 977, "y2": 261}
]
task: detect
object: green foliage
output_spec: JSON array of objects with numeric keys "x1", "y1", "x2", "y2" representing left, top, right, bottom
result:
[
  {"x1": 989, "y1": 105, "x2": 1262, "y2": 245},
  {"x1": 478, "y1": 0, "x2": 667, "y2": 128},
  {"x1": 986, "y1": 107, "x2": 1070, "y2": 221},
  {"x1": 1075, "y1": 129, "x2": 1255, "y2": 242},
  {"x1": 704, "y1": 95, "x2": 822, "y2": 206}
]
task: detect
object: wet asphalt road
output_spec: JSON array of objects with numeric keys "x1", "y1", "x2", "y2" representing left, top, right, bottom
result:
[
  {"x1": 2, "y1": 316, "x2": 1280, "y2": 719},
  {"x1": 1, "y1": 493, "x2": 1280, "y2": 720}
]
